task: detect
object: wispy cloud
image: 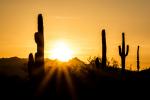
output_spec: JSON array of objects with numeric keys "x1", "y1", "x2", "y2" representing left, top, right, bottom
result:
[{"x1": 51, "y1": 16, "x2": 79, "y2": 20}]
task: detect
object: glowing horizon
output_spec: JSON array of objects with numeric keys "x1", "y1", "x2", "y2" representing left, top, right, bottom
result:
[{"x1": 48, "y1": 41, "x2": 74, "y2": 62}]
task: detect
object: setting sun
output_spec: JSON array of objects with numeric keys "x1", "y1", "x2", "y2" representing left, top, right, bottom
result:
[{"x1": 49, "y1": 42, "x2": 73, "y2": 62}]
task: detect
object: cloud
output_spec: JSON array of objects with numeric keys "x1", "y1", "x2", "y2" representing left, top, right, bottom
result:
[{"x1": 51, "y1": 16, "x2": 79, "y2": 20}]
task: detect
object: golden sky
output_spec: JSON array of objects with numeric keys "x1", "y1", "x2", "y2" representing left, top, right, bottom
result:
[{"x1": 0, "y1": 0, "x2": 150, "y2": 70}]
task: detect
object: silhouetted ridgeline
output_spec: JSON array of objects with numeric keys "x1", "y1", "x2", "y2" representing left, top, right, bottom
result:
[
  {"x1": 0, "y1": 57, "x2": 28, "y2": 78},
  {"x1": 0, "y1": 56, "x2": 149, "y2": 78}
]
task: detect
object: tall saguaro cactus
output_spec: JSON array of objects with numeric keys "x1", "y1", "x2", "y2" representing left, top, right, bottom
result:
[
  {"x1": 28, "y1": 14, "x2": 45, "y2": 82},
  {"x1": 137, "y1": 46, "x2": 140, "y2": 71},
  {"x1": 102, "y1": 29, "x2": 107, "y2": 68},
  {"x1": 118, "y1": 33, "x2": 129, "y2": 72},
  {"x1": 34, "y1": 14, "x2": 44, "y2": 70}
]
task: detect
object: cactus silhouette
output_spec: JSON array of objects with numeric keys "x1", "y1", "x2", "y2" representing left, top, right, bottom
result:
[
  {"x1": 28, "y1": 14, "x2": 45, "y2": 82},
  {"x1": 102, "y1": 29, "x2": 107, "y2": 68},
  {"x1": 95, "y1": 29, "x2": 106, "y2": 68},
  {"x1": 137, "y1": 46, "x2": 140, "y2": 71},
  {"x1": 28, "y1": 53, "x2": 34, "y2": 79},
  {"x1": 35, "y1": 14, "x2": 44, "y2": 66},
  {"x1": 118, "y1": 33, "x2": 129, "y2": 73}
]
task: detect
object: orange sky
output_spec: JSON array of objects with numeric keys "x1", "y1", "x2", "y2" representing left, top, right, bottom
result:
[{"x1": 0, "y1": 0, "x2": 150, "y2": 70}]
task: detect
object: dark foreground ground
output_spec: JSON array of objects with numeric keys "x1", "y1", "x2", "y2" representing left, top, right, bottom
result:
[{"x1": 0, "y1": 57, "x2": 150, "y2": 99}]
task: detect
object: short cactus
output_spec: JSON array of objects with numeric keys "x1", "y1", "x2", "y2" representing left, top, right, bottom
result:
[
  {"x1": 28, "y1": 53, "x2": 34, "y2": 79},
  {"x1": 95, "y1": 57, "x2": 100, "y2": 68}
]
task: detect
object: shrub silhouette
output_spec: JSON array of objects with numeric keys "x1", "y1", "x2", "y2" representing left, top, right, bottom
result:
[
  {"x1": 137, "y1": 46, "x2": 140, "y2": 71},
  {"x1": 28, "y1": 14, "x2": 45, "y2": 83},
  {"x1": 118, "y1": 33, "x2": 129, "y2": 73}
]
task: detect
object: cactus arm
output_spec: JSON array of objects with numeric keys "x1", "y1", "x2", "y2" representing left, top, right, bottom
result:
[
  {"x1": 34, "y1": 32, "x2": 39, "y2": 44},
  {"x1": 119, "y1": 46, "x2": 122, "y2": 56},
  {"x1": 125, "y1": 45, "x2": 129, "y2": 56}
]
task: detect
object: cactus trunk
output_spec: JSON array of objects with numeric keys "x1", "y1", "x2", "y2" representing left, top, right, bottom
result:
[
  {"x1": 137, "y1": 46, "x2": 140, "y2": 71},
  {"x1": 122, "y1": 57, "x2": 125, "y2": 72},
  {"x1": 119, "y1": 33, "x2": 129, "y2": 73},
  {"x1": 102, "y1": 29, "x2": 107, "y2": 68}
]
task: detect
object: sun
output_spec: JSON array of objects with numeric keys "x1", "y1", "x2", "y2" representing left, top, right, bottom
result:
[{"x1": 49, "y1": 42, "x2": 73, "y2": 62}]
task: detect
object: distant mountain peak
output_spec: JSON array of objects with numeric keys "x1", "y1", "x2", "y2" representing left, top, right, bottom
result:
[
  {"x1": 10, "y1": 56, "x2": 20, "y2": 59},
  {"x1": 68, "y1": 57, "x2": 85, "y2": 65}
]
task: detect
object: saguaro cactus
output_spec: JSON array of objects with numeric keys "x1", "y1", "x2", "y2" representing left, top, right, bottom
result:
[
  {"x1": 137, "y1": 46, "x2": 140, "y2": 71},
  {"x1": 34, "y1": 14, "x2": 44, "y2": 71},
  {"x1": 102, "y1": 29, "x2": 107, "y2": 68},
  {"x1": 118, "y1": 33, "x2": 129, "y2": 72},
  {"x1": 28, "y1": 14, "x2": 45, "y2": 81}
]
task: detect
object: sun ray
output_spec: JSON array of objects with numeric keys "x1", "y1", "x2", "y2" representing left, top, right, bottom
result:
[
  {"x1": 62, "y1": 66, "x2": 77, "y2": 100},
  {"x1": 56, "y1": 65, "x2": 63, "y2": 94},
  {"x1": 36, "y1": 66, "x2": 57, "y2": 95}
]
